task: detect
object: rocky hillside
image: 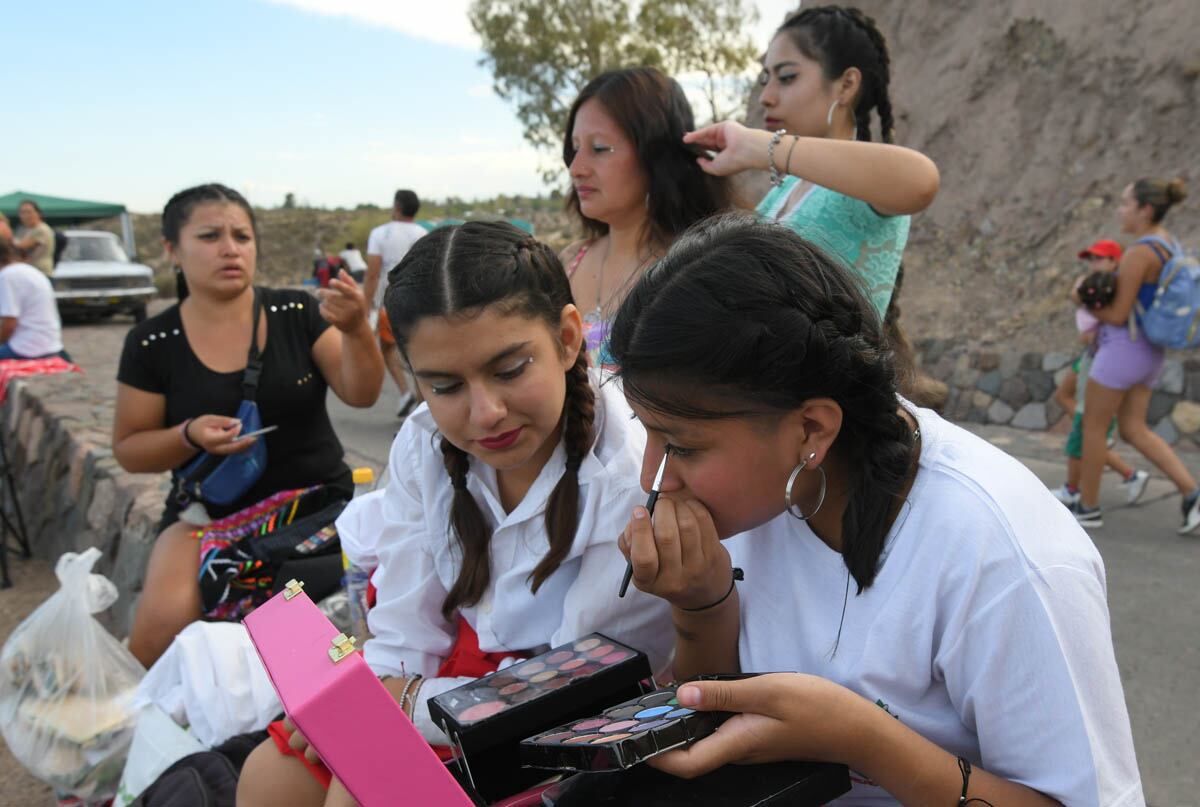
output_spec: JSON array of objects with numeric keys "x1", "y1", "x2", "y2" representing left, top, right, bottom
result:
[
  {"x1": 834, "y1": 0, "x2": 1200, "y2": 350},
  {"x1": 102, "y1": 1, "x2": 1197, "y2": 351}
]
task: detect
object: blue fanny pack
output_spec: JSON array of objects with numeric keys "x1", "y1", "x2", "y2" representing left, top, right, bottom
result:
[{"x1": 173, "y1": 290, "x2": 268, "y2": 508}]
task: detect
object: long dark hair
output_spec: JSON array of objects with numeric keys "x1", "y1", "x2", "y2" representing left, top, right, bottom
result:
[
  {"x1": 385, "y1": 222, "x2": 596, "y2": 620},
  {"x1": 161, "y1": 183, "x2": 258, "y2": 301},
  {"x1": 562, "y1": 66, "x2": 737, "y2": 248},
  {"x1": 609, "y1": 215, "x2": 915, "y2": 593},
  {"x1": 777, "y1": 5, "x2": 896, "y2": 144}
]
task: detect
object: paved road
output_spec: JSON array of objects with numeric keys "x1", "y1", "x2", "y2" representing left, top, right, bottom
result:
[{"x1": 0, "y1": 310, "x2": 1194, "y2": 805}]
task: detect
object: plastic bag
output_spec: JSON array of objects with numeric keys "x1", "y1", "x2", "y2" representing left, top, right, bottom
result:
[
  {"x1": 113, "y1": 705, "x2": 205, "y2": 807},
  {"x1": 0, "y1": 548, "x2": 144, "y2": 800}
]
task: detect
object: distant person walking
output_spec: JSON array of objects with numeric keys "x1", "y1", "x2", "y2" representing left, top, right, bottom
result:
[
  {"x1": 1075, "y1": 178, "x2": 1199, "y2": 532},
  {"x1": 0, "y1": 236, "x2": 68, "y2": 360},
  {"x1": 366, "y1": 189, "x2": 426, "y2": 416},
  {"x1": 682, "y1": 4, "x2": 945, "y2": 408},
  {"x1": 1051, "y1": 239, "x2": 1148, "y2": 507},
  {"x1": 338, "y1": 241, "x2": 367, "y2": 283},
  {"x1": 13, "y1": 199, "x2": 55, "y2": 275}
]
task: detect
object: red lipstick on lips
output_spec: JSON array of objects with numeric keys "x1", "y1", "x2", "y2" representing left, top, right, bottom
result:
[{"x1": 478, "y1": 427, "x2": 523, "y2": 451}]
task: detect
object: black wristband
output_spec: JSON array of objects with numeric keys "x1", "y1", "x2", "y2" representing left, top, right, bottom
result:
[
  {"x1": 181, "y1": 418, "x2": 201, "y2": 451},
  {"x1": 678, "y1": 568, "x2": 744, "y2": 612}
]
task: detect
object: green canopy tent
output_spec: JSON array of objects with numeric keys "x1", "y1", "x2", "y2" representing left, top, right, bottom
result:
[
  {"x1": 416, "y1": 217, "x2": 533, "y2": 234},
  {"x1": 0, "y1": 190, "x2": 136, "y2": 257}
]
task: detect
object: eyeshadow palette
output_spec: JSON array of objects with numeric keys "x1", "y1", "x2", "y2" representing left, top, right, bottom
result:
[
  {"x1": 427, "y1": 633, "x2": 651, "y2": 802},
  {"x1": 520, "y1": 683, "x2": 732, "y2": 772}
]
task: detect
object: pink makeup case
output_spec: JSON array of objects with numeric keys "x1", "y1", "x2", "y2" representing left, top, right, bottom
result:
[{"x1": 243, "y1": 580, "x2": 473, "y2": 806}]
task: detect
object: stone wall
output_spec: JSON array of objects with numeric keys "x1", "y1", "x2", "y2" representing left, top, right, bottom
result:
[
  {"x1": 5, "y1": 340, "x2": 1200, "y2": 638},
  {"x1": 916, "y1": 339, "x2": 1200, "y2": 445},
  {"x1": 1, "y1": 373, "x2": 168, "y2": 636}
]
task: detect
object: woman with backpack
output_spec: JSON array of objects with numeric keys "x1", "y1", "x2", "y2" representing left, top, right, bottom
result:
[{"x1": 1075, "y1": 177, "x2": 1198, "y2": 532}]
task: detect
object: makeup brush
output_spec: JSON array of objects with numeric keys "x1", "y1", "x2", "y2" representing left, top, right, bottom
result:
[{"x1": 619, "y1": 448, "x2": 670, "y2": 598}]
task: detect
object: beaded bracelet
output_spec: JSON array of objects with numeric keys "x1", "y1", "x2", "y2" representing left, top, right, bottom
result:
[
  {"x1": 766, "y1": 129, "x2": 787, "y2": 187},
  {"x1": 397, "y1": 674, "x2": 424, "y2": 719}
]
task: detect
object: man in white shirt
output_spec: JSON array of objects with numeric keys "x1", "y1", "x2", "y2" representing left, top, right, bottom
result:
[
  {"x1": 338, "y1": 242, "x2": 368, "y2": 284},
  {"x1": 366, "y1": 189, "x2": 427, "y2": 416},
  {"x1": 0, "y1": 236, "x2": 68, "y2": 360}
]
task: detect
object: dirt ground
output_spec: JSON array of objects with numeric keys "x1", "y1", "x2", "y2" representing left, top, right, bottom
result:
[{"x1": 0, "y1": 555, "x2": 61, "y2": 806}]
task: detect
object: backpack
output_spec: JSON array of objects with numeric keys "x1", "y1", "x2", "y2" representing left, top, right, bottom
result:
[
  {"x1": 127, "y1": 751, "x2": 238, "y2": 807},
  {"x1": 52, "y1": 229, "x2": 69, "y2": 265},
  {"x1": 1131, "y1": 236, "x2": 1200, "y2": 349}
]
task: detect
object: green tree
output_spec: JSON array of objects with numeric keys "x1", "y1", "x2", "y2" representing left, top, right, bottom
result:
[
  {"x1": 470, "y1": 0, "x2": 758, "y2": 166},
  {"x1": 635, "y1": 0, "x2": 759, "y2": 123},
  {"x1": 282, "y1": 192, "x2": 296, "y2": 210}
]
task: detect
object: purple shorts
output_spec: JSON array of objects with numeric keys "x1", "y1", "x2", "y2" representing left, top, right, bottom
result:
[{"x1": 1089, "y1": 323, "x2": 1165, "y2": 390}]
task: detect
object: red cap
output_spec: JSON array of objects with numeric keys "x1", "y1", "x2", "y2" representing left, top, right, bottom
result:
[{"x1": 1078, "y1": 239, "x2": 1123, "y2": 260}]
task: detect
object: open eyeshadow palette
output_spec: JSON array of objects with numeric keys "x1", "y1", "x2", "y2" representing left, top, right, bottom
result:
[
  {"x1": 519, "y1": 682, "x2": 732, "y2": 772},
  {"x1": 427, "y1": 633, "x2": 652, "y2": 801}
]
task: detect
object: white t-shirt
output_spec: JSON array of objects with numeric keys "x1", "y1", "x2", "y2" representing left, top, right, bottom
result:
[
  {"x1": 727, "y1": 404, "x2": 1143, "y2": 806},
  {"x1": 341, "y1": 372, "x2": 673, "y2": 743},
  {"x1": 366, "y1": 221, "x2": 426, "y2": 310},
  {"x1": 338, "y1": 248, "x2": 367, "y2": 274},
  {"x1": 0, "y1": 261, "x2": 63, "y2": 357}
]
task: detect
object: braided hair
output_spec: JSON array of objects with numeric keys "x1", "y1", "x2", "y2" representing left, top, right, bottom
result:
[
  {"x1": 609, "y1": 215, "x2": 916, "y2": 593},
  {"x1": 385, "y1": 221, "x2": 596, "y2": 620},
  {"x1": 161, "y1": 183, "x2": 258, "y2": 300},
  {"x1": 778, "y1": 5, "x2": 896, "y2": 144}
]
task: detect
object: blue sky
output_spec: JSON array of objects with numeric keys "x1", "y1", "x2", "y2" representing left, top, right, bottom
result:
[{"x1": 6, "y1": 0, "x2": 795, "y2": 213}]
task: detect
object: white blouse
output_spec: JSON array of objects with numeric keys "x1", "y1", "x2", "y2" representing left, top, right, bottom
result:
[
  {"x1": 338, "y1": 373, "x2": 673, "y2": 742},
  {"x1": 727, "y1": 404, "x2": 1142, "y2": 806}
]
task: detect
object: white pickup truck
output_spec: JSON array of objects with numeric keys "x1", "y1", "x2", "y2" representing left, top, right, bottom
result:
[{"x1": 52, "y1": 230, "x2": 157, "y2": 322}]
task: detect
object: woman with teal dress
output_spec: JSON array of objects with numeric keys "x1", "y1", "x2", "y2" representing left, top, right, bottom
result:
[{"x1": 684, "y1": 5, "x2": 942, "y2": 400}]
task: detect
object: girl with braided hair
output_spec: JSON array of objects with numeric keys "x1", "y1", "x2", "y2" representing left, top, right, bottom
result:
[
  {"x1": 684, "y1": 4, "x2": 944, "y2": 404},
  {"x1": 238, "y1": 221, "x2": 672, "y2": 806},
  {"x1": 611, "y1": 216, "x2": 1141, "y2": 805}
]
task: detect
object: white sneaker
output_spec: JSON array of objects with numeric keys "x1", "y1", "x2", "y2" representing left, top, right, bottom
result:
[
  {"x1": 1122, "y1": 470, "x2": 1149, "y2": 506},
  {"x1": 1179, "y1": 491, "x2": 1200, "y2": 535},
  {"x1": 1051, "y1": 484, "x2": 1080, "y2": 507}
]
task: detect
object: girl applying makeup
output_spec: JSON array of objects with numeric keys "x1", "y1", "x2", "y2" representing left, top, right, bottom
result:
[{"x1": 612, "y1": 216, "x2": 1141, "y2": 806}]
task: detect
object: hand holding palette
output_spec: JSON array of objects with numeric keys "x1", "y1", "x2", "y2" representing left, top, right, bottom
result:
[
  {"x1": 520, "y1": 683, "x2": 733, "y2": 772},
  {"x1": 428, "y1": 634, "x2": 652, "y2": 802}
]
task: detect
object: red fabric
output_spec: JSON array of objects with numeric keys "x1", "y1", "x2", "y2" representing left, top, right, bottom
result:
[
  {"x1": 0, "y1": 357, "x2": 81, "y2": 403},
  {"x1": 271, "y1": 615, "x2": 526, "y2": 786},
  {"x1": 268, "y1": 719, "x2": 333, "y2": 788}
]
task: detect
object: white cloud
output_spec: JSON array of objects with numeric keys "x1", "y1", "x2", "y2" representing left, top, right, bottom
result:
[
  {"x1": 260, "y1": 0, "x2": 478, "y2": 49},
  {"x1": 262, "y1": 0, "x2": 799, "y2": 53}
]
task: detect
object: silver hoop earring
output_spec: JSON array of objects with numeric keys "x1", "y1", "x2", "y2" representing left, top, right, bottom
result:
[
  {"x1": 785, "y1": 451, "x2": 827, "y2": 521},
  {"x1": 826, "y1": 100, "x2": 839, "y2": 127}
]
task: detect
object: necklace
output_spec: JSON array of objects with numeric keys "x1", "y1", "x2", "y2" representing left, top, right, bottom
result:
[{"x1": 588, "y1": 236, "x2": 655, "y2": 325}]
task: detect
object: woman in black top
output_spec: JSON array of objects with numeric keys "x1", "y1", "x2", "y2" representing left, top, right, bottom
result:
[{"x1": 114, "y1": 184, "x2": 384, "y2": 667}]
